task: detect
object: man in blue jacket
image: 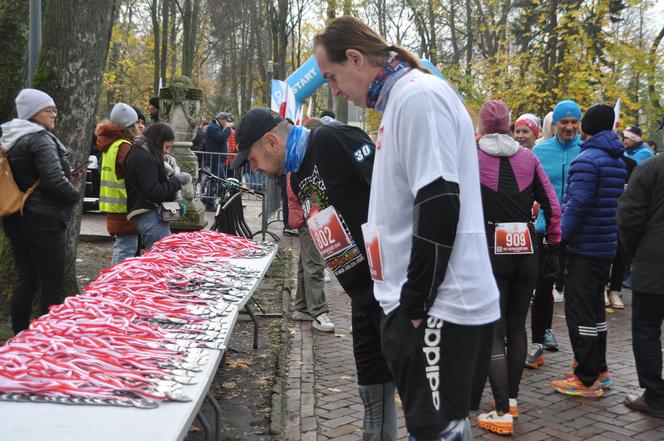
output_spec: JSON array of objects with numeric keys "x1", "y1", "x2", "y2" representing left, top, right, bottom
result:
[
  {"x1": 526, "y1": 100, "x2": 582, "y2": 369},
  {"x1": 203, "y1": 112, "x2": 233, "y2": 207},
  {"x1": 551, "y1": 104, "x2": 627, "y2": 398},
  {"x1": 623, "y1": 126, "x2": 654, "y2": 165}
]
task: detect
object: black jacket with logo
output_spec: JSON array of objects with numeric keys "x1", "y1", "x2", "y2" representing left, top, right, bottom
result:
[{"x1": 290, "y1": 123, "x2": 375, "y2": 307}]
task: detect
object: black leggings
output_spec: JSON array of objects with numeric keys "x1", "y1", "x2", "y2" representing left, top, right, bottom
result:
[
  {"x1": 488, "y1": 253, "x2": 539, "y2": 413},
  {"x1": 531, "y1": 234, "x2": 564, "y2": 343},
  {"x1": 3, "y1": 213, "x2": 67, "y2": 334},
  {"x1": 608, "y1": 238, "x2": 629, "y2": 292}
]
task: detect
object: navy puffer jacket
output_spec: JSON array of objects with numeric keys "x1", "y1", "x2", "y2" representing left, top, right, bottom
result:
[{"x1": 561, "y1": 130, "x2": 628, "y2": 260}]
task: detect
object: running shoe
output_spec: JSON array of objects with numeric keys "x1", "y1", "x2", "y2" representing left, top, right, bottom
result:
[
  {"x1": 543, "y1": 329, "x2": 559, "y2": 352},
  {"x1": 607, "y1": 291, "x2": 624, "y2": 309},
  {"x1": 283, "y1": 227, "x2": 299, "y2": 237},
  {"x1": 492, "y1": 398, "x2": 519, "y2": 418},
  {"x1": 525, "y1": 343, "x2": 544, "y2": 369},
  {"x1": 598, "y1": 371, "x2": 614, "y2": 389},
  {"x1": 551, "y1": 375, "x2": 603, "y2": 398},
  {"x1": 312, "y1": 312, "x2": 335, "y2": 332},
  {"x1": 476, "y1": 410, "x2": 514, "y2": 435},
  {"x1": 508, "y1": 398, "x2": 519, "y2": 417}
]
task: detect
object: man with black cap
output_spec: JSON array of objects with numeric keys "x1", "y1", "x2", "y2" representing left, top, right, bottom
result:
[
  {"x1": 203, "y1": 112, "x2": 233, "y2": 206},
  {"x1": 231, "y1": 108, "x2": 397, "y2": 441},
  {"x1": 551, "y1": 104, "x2": 628, "y2": 398}
]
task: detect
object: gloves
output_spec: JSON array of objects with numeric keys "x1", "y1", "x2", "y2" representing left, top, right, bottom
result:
[
  {"x1": 542, "y1": 243, "x2": 561, "y2": 281},
  {"x1": 175, "y1": 172, "x2": 192, "y2": 186}
]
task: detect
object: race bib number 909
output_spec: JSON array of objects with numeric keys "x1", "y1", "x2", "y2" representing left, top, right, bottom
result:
[{"x1": 494, "y1": 222, "x2": 533, "y2": 255}]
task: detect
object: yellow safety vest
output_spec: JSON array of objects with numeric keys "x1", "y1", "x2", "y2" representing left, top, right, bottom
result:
[{"x1": 99, "y1": 138, "x2": 131, "y2": 213}]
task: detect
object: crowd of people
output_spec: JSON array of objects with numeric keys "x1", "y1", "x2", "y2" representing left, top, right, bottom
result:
[
  {"x1": 227, "y1": 16, "x2": 663, "y2": 441},
  {"x1": 2, "y1": 14, "x2": 664, "y2": 441}
]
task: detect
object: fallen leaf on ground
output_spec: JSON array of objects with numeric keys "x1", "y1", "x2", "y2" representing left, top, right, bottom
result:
[
  {"x1": 222, "y1": 382, "x2": 237, "y2": 389},
  {"x1": 327, "y1": 387, "x2": 341, "y2": 393},
  {"x1": 227, "y1": 358, "x2": 252, "y2": 369}
]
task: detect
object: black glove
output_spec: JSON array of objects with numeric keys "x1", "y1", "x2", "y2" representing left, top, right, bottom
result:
[{"x1": 542, "y1": 243, "x2": 561, "y2": 281}]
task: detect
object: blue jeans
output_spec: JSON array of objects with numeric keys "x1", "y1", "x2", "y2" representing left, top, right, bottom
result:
[
  {"x1": 112, "y1": 234, "x2": 139, "y2": 265},
  {"x1": 135, "y1": 209, "x2": 171, "y2": 251}
]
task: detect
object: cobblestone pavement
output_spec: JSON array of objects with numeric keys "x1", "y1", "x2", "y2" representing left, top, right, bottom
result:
[{"x1": 285, "y1": 273, "x2": 664, "y2": 440}]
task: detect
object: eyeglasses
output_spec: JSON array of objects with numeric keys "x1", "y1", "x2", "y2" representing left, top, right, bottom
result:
[{"x1": 41, "y1": 107, "x2": 58, "y2": 115}]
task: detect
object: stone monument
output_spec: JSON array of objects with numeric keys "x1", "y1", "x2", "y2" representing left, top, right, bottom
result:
[{"x1": 158, "y1": 76, "x2": 207, "y2": 230}]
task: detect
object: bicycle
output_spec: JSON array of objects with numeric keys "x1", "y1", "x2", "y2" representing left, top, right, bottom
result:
[{"x1": 199, "y1": 169, "x2": 267, "y2": 239}]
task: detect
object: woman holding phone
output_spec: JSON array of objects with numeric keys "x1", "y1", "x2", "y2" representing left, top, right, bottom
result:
[
  {"x1": 124, "y1": 123, "x2": 191, "y2": 250},
  {"x1": 0, "y1": 88, "x2": 80, "y2": 334}
]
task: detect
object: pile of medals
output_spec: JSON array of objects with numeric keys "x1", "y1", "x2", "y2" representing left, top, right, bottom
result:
[{"x1": 0, "y1": 231, "x2": 277, "y2": 408}]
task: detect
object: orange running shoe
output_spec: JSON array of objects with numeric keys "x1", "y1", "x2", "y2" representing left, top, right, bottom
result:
[
  {"x1": 551, "y1": 375, "x2": 603, "y2": 398},
  {"x1": 477, "y1": 410, "x2": 514, "y2": 435}
]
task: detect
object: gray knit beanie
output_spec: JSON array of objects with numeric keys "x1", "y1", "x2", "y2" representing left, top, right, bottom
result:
[
  {"x1": 110, "y1": 103, "x2": 138, "y2": 128},
  {"x1": 15, "y1": 88, "x2": 56, "y2": 120}
]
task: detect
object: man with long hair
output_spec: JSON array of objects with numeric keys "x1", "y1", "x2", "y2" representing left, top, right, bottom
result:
[{"x1": 314, "y1": 16, "x2": 499, "y2": 441}]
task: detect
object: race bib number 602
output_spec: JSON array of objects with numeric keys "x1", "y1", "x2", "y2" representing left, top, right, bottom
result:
[{"x1": 307, "y1": 206, "x2": 353, "y2": 260}]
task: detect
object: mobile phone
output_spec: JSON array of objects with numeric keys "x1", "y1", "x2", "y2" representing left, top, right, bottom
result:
[{"x1": 71, "y1": 160, "x2": 93, "y2": 174}]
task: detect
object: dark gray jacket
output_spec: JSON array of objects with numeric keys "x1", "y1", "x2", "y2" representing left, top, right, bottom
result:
[
  {"x1": 6, "y1": 130, "x2": 80, "y2": 223},
  {"x1": 617, "y1": 154, "x2": 664, "y2": 295}
]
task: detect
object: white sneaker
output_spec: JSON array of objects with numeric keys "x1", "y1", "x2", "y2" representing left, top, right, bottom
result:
[
  {"x1": 476, "y1": 410, "x2": 513, "y2": 435},
  {"x1": 552, "y1": 288, "x2": 564, "y2": 303},
  {"x1": 312, "y1": 313, "x2": 335, "y2": 332},
  {"x1": 608, "y1": 290, "x2": 624, "y2": 309},
  {"x1": 324, "y1": 269, "x2": 332, "y2": 283},
  {"x1": 292, "y1": 310, "x2": 313, "y2": 321}
]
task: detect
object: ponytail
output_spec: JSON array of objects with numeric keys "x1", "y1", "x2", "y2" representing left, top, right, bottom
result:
[{"x1": 315, "y1": 16, "x2": 431, "y2": 74}]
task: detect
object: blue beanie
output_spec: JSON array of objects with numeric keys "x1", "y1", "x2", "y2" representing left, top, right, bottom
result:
[{"x1": 552, "y1": 100, "x2": 581, "y2": 124}]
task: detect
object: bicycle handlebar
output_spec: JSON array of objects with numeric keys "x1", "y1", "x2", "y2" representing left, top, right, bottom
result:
[{"x1": 199, "y1": 169, "x2": 264, "y2": 196}]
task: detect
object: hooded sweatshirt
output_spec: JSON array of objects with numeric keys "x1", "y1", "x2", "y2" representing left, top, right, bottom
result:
[
  {"x1": 1, "y1": 119, "x2": 46, "y2": 151},
  {"x1": 561, "y1": 130, "x2": 628, "y2": 260},
  {"x1": 477, "y1": 134, "x2": 561, "y2": 249}
]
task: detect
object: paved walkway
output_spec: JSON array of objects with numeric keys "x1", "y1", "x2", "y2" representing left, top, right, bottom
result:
[{"x1": 285, "y1": 272, "x2": 664, "y2": 440}]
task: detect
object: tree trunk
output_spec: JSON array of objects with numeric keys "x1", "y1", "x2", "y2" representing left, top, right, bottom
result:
[
  {"x1": 160, "y1": 0, "x2": 169, "y2": 85},
  {"x1": 150, "y1": 0, "x2": 161, "y2": 95},
  {"x1": 0, "y1": 0, "x2": 28, "y2": 125},
  {"x1": 181, "y1": 0, "x2": 200, "y2": 78},
  {"x1": 32, "y1": 0, "x2": 116, "y2": 295},
  {"x1": 333, "y1": 0, "x2": 352, "y2": 123},
  {"x1": 465, "y1": 0, "x2": 472, "y2": 77},
  {"x1": 326, "y1": 0, "x2": 336, "y2": 111}
]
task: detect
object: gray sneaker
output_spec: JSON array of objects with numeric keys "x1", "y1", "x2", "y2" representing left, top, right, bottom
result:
[
  {"x1": 312, "y1": 312, "x2": 335, "y2": 332},
  {"x1": 525, "y1": 343, "x2": 544, "y2": 369},
  {"x1": 543, "y1": 329, "x2": 559, "y2": 352},
  {"x1": 292, "y1": 310, "x2": 313, "y2": 321}
]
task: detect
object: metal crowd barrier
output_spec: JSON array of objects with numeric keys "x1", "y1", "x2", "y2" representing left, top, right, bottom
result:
[{"x1": 192, "y1": 151, "x2": 283, "y2": 239}]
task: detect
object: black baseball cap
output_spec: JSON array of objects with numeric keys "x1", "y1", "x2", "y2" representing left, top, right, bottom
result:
[{"x1": 231, "y1": 108, "x2": 284, "y2": 170}]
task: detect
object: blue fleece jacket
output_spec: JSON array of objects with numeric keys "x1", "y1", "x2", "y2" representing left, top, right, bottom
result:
[
  {"x1": 532, "y1": 134, "x2": 582, "y2": 233},
  {"x1": 624, "y1": 142, "x2": 654, "y2": 165},
  {"x1": 561, "y1": 130, "x2": 628, "y2": 260}
]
